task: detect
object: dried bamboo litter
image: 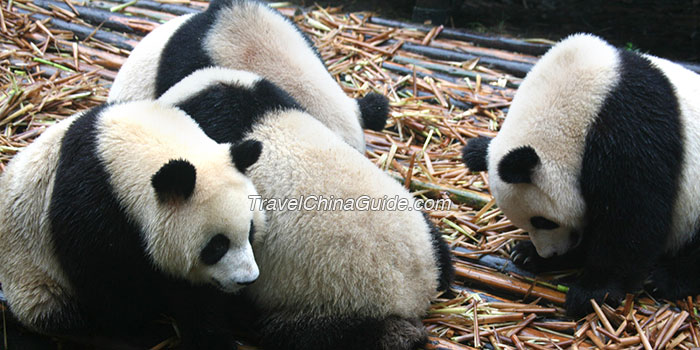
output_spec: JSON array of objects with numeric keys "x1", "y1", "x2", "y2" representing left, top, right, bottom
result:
[{"x1": 1, "y1": 1, "x2": 699, "y2": 349}]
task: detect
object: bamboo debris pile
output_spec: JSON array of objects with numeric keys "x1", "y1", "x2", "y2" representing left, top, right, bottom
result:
[{"x1": 1, "y1": 0, "x2": 699, "y2": 349}]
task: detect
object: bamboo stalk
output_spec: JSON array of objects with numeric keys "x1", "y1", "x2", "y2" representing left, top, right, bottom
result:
[
  {"x1": 454, "y1": 263, "x2": 567, "y2": 304},
  {"x1": 387, "y1": 40, "x2": 533, "y2": 77},
  {"x1": 18, "y1": 9, "x2": 138, "y2": 50},
  {"x1": 388, "y1": 171, "x2": 492, "y2": 208},
  {"x1": 393, "y1": 55, "x2": 520, "y2": 88},
  {"x1": 32, "y1": 0, "x2": 159, "y2": 33},
  {"x1": 367, "y1": 16, "x2": 551, "y2": 56}
]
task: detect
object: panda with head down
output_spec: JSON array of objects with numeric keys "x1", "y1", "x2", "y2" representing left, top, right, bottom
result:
[
  {"x1": 0, "y1": 101, "x2": 264, "y2": 348},
  {"x1": 463, "y1": 33, "x2": 700, "y2": 316}
]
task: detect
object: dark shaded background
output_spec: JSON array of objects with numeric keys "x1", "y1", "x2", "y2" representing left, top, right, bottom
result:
[{"x1": 289, "y1": 0, "x2": 699, "y2": 62}]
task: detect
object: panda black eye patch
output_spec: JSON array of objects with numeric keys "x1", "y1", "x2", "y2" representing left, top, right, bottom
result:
[
  {"x1": 530, "y1": 216, "x2": 560, "y2": 230},
  {"x1": 249, "y1": 220, "x2": 256, "y2": 244},
  {"x1": 201, "y1": 234, "x2": 230, "y2": 265}
]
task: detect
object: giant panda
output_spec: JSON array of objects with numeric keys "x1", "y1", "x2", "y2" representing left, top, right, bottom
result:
[
  {"x1": 0, "y1": 100, "x2": 265, "y2": 349},
  {"x1": 154, "y1": 67, "x2": 455, "y2": 350},
  {"x1": 461, "y1": 33, "x2": 700, "y2": 317},
  {"x1": 109, "y1": 0, "x2": 389, "y2": 152}
]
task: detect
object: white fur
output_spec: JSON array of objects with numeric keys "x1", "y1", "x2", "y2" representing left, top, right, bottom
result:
[
  {"x1": 109, "y1": 14, "x2": 193, "y2": 101},
  {"x1": 0, "y1": 101, "x2": 263, "y2": 329},
  {"x1": 158, "y1": 67, "x2": 261, "y2": 106},
  {"x1": 95, "y1": 101, "x2": 262, "y2": 289},
  {"x1": 0, "y1": 117, "x2": 77, "y2": 328},
  {"x1": 204, "y1": 1, "x2": 365, "y2": 151},
  {"x1": 488, "y1": 33, "x2": 620, "y2": 258},
  {"x1": 244, "y1": 110, "x2": 438, "y2": 318},
  {"x1": 645, "y1": 56, "x2": 700, "y2": 252},
  {"x1": 109, "y1": 1, "x2": 367, "y2": 152},
  {"x1": 487, "y1": 33, "x2": 700, "y2": 258},
  {"x1": 155, "y1": 71, "x2": 439, "y2": 319}
]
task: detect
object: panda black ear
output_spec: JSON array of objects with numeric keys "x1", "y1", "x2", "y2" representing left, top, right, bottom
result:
[
  {"x1": 498, "y1": 146, "x2": 540, "y2": 184},
  {"x1": 462, "y1": 137, "x2": 491, "y2": 172},
  {"x1": 230, "y1": 140, "x2": 263, "y2": 174},
  {"x1": 152, "y1": 159, "x2": 197, "y2": 202},
  {"x1": 357, "y1": 93, "x2": 389, "y2": 131}
]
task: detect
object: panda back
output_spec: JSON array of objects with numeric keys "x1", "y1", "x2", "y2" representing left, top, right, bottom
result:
[
  {"x1": 158, "y1": 67, "x2": 301, "y2": 144},
  {"x1": 108, "y1": 14, "x2": 193, "y2": 102},
  {"x1": 244, "y1": 111, "x2": 440, "y2": 319}
]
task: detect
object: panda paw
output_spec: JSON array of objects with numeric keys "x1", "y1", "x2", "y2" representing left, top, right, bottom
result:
[
  {"x1": 510, "y1": 241, "x2": 548, "y2": 272},
  {"x1": 564, "y1": 283, "x2": 625, "y2": 318},
  {"x1": 649, "y1": 266, "x2": 699, "y2": 301},
  {"x1": 378, "y1": 317, "x2": 428, "y2": 350}
]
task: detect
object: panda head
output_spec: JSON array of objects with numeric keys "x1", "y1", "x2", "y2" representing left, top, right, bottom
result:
[
  {"x1": 147, "y1": 139, "x2": 264, "y2": 293},
  {"x1": 98, "y1": 102, "x2": 266, "y2": 293},
  {"x1": 463, "y1": 138, "x2": 585, "y2": 258},
  {"x1": 460, "y1": 34, "x2": 622, "y2": 258}
]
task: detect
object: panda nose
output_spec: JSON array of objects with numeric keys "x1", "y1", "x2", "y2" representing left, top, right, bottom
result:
[{"x1": 238, "y1": 278, "x2": 257, "y2": 286}]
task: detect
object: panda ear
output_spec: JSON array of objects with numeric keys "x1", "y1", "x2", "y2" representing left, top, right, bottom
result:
[
  {"x1": 357, "y1": 93, "x2": 389, "y2": 131},
  {"x1": 462, "y1": 137, "x2": 491, "y2": 172},
  {"x1": 230, "y1": 140, "x2": 263, "y2": 174},
  {"x1": 498, "y1": 146, "x2": 540, "y2": 184},
  {"x1": 151, "y1": 159, "x2": 197, "y2": 202}
]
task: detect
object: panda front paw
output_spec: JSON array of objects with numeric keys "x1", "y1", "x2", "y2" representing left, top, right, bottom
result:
[
  {"x1": 510, "y1": 241, "x2": 548, "y2": 272},
  {"x1": 564, "y1": 283, "x2": 625, "y2": 318}
]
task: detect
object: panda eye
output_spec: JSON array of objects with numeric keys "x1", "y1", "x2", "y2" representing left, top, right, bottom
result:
[
  {"x1": 530, "y1": 216, "x2": 559, "y2": 230},
  {"x1": 201, "y1": 234, "x2": 230, "y2": 265},
  {"x1": 248, "y1": 220, "x2": 256, "y2": 244}
]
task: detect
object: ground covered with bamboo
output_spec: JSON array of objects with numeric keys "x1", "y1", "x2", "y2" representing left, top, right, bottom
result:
[{"x1": 1, "y1": 0, "x2": 699, "y2": 349}]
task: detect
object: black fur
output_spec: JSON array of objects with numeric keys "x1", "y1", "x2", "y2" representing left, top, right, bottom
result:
[
  {"x1": 248, "y1": 220, "x2": 256, "y2": 244},
  {"x1": 155, "y1": 6, "x2": 216, "y2": 97},
  {"x1": 50, "y1": 104, "x2": 168, "y2": 334},
  {"x1": 529, "y1": 216, "x2": 559, "y2": 230},
  {"x1": 568, "y1": 50, "x2": 683, "y2": 316},
  {"x1": 461, "y1": 137, "x2": 491, "y2": 172},
  {"x1": 423, "y1": 213, "x2": 454, "y2": 291},
  {"x1": 357, "y1": 93, "x2": 389, "y2": 131},
  {"x1": 201, "y1": 234, "x2": 231, "y2": 266},
  {"x1": 230, "y1": 139, "x2": 263, "y2": 174},
  {"x1": 46, "y1": 104, "x2": 239, "y2": 348},
  {"x1": 510, "y1": 240, "x2": 585, "y2": 273},
  {"x1": 175, "y1": 79, "x2": 300, "y2": 143},
  {"x1": 258, "y1": 312, "x2": 427, "y2": 350},
  {"x1": 498, "y1": 145, "x2": 539, "y2": 184},
  {"x1": 510, "y1": 50, "x2": 683, "y2": 317},
  {"x1": 151, "y1": 159, "x2": 197, "y2": 202},
  {"x1": 650, "y1": 236, "x2": 700, "y2": 300},
  {"x1": 156, "y1": 0, "x2": 324, "y2": 96},
  {"x1": 172, "y1": 78, "x2": 444, "y2": 350}
]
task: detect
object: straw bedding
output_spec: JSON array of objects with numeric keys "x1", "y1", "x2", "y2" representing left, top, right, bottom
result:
[{"x1": 1, "y1": 1, "x2": 698, "y2": 349}]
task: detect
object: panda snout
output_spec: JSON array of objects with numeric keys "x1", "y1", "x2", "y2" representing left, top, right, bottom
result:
[{"x1": 237, "y1": 278, "x2": 257, "y2": 286}]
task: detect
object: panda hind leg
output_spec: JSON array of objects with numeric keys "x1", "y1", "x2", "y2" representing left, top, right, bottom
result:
[{"x1": 259, "y1": 312, "x2": 427, "y2": 350}]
